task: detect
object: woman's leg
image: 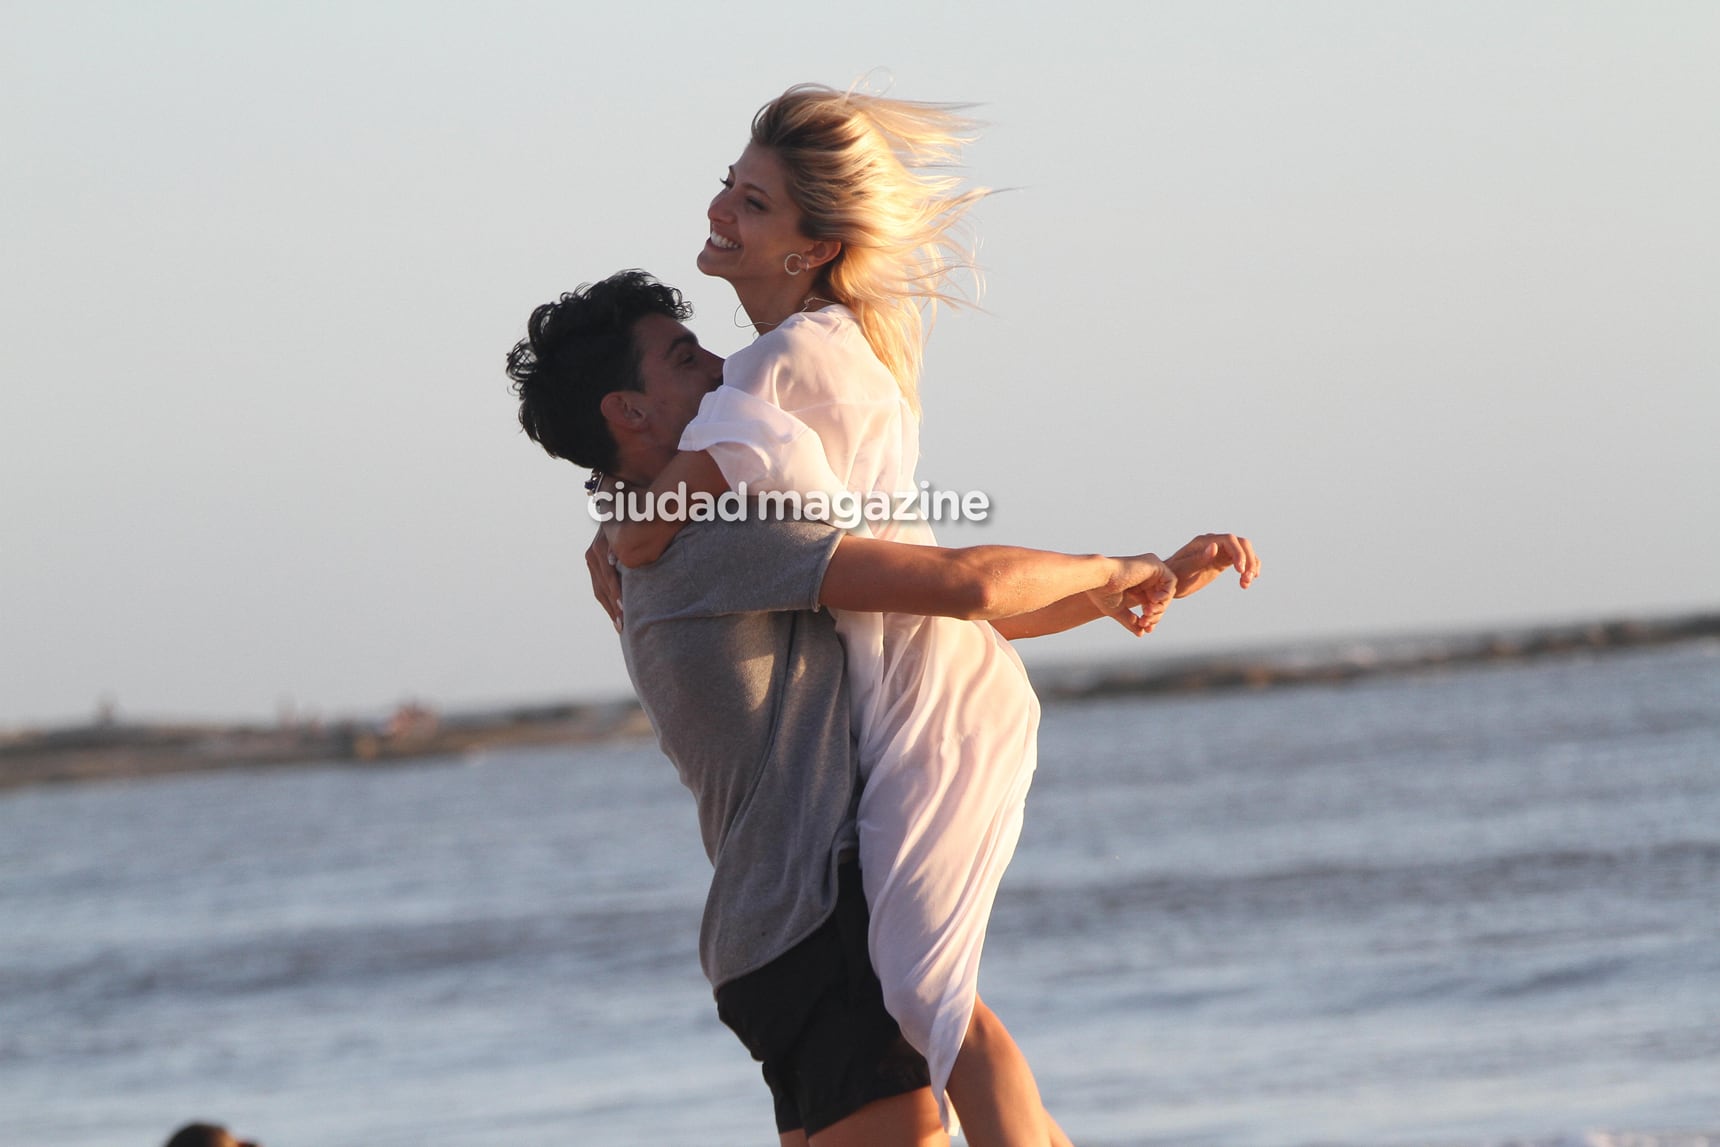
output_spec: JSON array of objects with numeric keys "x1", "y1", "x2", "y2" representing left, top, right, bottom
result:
[{"x1": 945, "y1": 997, "x2": 1069, "y2": 1147}]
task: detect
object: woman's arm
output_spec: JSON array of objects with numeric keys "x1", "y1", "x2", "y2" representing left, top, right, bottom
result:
[
  {"x1": 989, "y1": 592, "x2": 1115, "y2": 640},
  {"x1": 818, "y1": 538, "x2": 1174, "y2": 636},
  {"x1": 609, "y1": 450, "x2": 729, "y2": 568},
  {"x1": 584, "y1": 528, "x2": 623, "y2": 631},
  {"x1": 1164, "y1": 533, "x2": 1261, "y2": 597},
  {"x1": 995, "y1": 533, "x2": 1259, "y2": 638}
]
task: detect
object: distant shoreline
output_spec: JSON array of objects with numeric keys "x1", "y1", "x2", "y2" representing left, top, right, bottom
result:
[
  {"x1": 1028, "y1": 610, "x2": 1720, "y2": 701},
  {"x1": 4, "y1": 610, "x2": 1716, "y2": 793}
]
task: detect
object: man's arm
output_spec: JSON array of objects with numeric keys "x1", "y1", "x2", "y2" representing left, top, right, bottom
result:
[
  {"x1": 816, "y1": 536, "x2": 1174, "y2": 637},
  {"x1": 990, "y1": 532, "x2": 1262, "y2": 638}
]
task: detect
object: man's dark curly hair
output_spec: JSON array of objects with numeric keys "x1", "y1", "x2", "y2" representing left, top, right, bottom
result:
[{"x1": 506, "y1": 270, "x2": 693, "y2": 474}]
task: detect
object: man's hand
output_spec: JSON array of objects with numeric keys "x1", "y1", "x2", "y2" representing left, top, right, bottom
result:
[
  {"x1": 1165, "y1": 533, "x2": 1260, "y2": 598},
  {"x1": 586, "y1": 527, "x2": 623, "y2": 632},
  {"x1": 1086, "y1": 553, "x2": 1177, "y2": 635}
]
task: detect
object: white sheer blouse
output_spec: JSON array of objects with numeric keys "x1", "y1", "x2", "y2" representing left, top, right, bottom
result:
[{"x1": 680, "y1": 306, "x2": 1042, "y2": 1122}]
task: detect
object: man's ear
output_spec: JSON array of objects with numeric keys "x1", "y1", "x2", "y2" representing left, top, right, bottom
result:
[{"x1": 600, "y1": 390, "x2": 646, "y2": 430}]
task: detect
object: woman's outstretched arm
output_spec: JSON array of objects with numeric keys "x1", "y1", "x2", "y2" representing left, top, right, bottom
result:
[
  {"x1": 818, "y1": 538, "x2": 1174, "y2": 636},
  {"x1": 994, "y1": 532, "x2": 1261, "y2": 639},
  {"x1": 1165, "y1": 532, "x2": 1261, "y2": 596}
]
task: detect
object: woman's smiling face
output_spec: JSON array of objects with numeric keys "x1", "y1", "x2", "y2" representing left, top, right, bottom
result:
[{"x1": 697, "y1": 143, "x2": 810, "y2": 287}]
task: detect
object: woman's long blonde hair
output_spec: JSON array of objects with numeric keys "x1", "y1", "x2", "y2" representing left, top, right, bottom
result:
[{"x1": 752, "y1": 83, "x2": 987, "y2": 414}]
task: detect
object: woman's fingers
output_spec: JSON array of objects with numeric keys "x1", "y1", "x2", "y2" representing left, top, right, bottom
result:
[
  {"x1": 1224, "y1": 534, "x2": 1260, "y2": 587},
  {"x1": 585, "y1": 534, "x2": 624, "y2": 631},
  {"x1": 1196, "y1": 533, "x2": 1261, "y2": 588}
]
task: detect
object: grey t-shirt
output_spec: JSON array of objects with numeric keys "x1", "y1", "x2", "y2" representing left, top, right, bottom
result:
[{"x1": 618, "y1": 516, "x2": 857, "y2": 989}]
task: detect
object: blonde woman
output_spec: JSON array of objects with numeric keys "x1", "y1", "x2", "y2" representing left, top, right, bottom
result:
[{"x1": 601, "y1": 84, "x2": 1256, "y2": 1146}]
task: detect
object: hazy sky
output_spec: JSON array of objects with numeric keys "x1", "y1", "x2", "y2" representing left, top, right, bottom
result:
[{"x1": 3, "y1": 2, "x2": 1716, "y2": 728}]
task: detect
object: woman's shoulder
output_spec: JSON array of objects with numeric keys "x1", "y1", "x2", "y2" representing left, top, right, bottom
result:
[
  {"x1": 723, "y1": 310, "x2": 821, "y2": 376},
  {"x1": 761, "y1": 305, "x2": 863, "y2": 359},
  {"x1": 726, "y1": 305, "x2": 893, "y2": 398}
]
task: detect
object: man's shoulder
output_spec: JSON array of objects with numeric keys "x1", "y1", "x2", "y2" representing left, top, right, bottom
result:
[
  {"x1": 657, "y1": 515, "x2": 839, "y2": 560},
  {"x1": 620, "y1": 516, "x2": 842, "y2": 620}
]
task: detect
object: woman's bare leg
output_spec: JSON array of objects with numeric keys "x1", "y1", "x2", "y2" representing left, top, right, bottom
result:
[{"x1": 945, "y1": 997, "x2": 1069, "y2": 1147}]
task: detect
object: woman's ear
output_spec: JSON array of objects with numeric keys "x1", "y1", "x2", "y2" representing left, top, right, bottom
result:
[{"x1": 804, "y1": 238, "x2": 841, "y2": 273}]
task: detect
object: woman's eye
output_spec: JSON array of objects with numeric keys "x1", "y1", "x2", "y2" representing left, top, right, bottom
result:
[
  {"x1": 719, "y1": 177, "x2": 734, "y2": 190},
  {"x1": 746, "y1": 198, "x2": 766, "y2": 211}
]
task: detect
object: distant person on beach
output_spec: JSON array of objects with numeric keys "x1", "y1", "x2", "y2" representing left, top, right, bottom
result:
[
  {"x1": 569, "y1": 84, "x2": 1259, "y2": 1144},
  {"x1": 508, "y1": 271, "x2": 1253, "y2": 1144},
  {"x1": 162, "y1": 1123, "x2": 257, "y2": 1147}
]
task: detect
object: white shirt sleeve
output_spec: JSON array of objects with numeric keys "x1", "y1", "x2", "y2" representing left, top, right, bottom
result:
[
  {"x1": 679, "y1": 308, "x2": 908, "y2": 499},
  {"x1": 679, "y1": 385, "x2": 849, "y2": 497}
]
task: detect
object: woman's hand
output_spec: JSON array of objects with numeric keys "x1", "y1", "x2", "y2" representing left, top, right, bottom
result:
[
  {"x1": 1165, "y1": 533, "x2": 1260, "y2": 598},
  {"x1": 1087, "y1": 553, "x2": 1177, "y2": 635},
  {"x1": 586, "y1": 528, "x2": 623, "y2": 631}
]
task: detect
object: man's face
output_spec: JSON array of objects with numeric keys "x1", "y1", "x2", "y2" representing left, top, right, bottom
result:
[{"x1": 630, "y1": 312, "x2": 724, "y2": 446}]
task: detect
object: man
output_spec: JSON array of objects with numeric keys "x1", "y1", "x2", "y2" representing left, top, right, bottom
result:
[
  {"x1": 506, "y1": 271, "x2": 1255, "y2": 1145},
  {"x1": 162, "y1": 1123, "x2": 258, "y2": 1147}
]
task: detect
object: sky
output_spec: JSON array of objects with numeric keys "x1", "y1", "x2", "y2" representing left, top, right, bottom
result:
[{"x1": 3, "y1": 1, "x2": 1716, "y2": 729}]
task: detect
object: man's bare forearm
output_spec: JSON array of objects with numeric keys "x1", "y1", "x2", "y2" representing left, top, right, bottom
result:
[{"x1": 817, "y1": 537, "x2": 1117, "y2": 622}]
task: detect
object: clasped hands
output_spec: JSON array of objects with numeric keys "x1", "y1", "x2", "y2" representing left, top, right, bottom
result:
[{"x1": 1088, "y1": 533, "x2": 1261, "y2": 637}]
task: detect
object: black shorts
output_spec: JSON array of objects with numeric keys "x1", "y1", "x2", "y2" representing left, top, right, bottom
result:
[{"x1": 714, "y1": 861, "x2": 932, "y2": 1136}]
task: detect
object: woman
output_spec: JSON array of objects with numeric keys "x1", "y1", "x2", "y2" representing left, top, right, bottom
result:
[{"x1": 599, "y1": 84, "x2": 1255, "y2": 1145}]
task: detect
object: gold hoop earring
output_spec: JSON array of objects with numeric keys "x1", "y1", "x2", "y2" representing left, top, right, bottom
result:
[{"x1": 784, "y1": 252, "x2": 807, "y2": 276}]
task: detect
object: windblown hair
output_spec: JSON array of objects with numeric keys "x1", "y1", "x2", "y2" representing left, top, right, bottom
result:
[
  {"x1": 505, "y1": 270, "x2": 691, "y2": 474},
  {"x1": 753, "y1": 83, "x2": 988, "y2": 414}
]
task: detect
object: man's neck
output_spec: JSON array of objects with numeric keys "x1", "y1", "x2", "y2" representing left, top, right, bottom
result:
[{"x1": 608, "y1": 443, "x2": 668, "y2": 490}]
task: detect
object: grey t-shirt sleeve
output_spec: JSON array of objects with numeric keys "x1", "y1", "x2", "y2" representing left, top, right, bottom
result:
[{"x1": 643, "y1": 517, "x2": 842, "y2": 619}]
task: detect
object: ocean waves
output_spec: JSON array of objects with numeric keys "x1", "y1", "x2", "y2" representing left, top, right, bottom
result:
[{"x1": 3, "y1": 644, "x2": 1717, "y2": 1144}]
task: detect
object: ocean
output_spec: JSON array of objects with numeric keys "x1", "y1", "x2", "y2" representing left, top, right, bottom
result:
[{"x1": 2, "y1": 641, "x2": 1716, "y2": 1146}]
